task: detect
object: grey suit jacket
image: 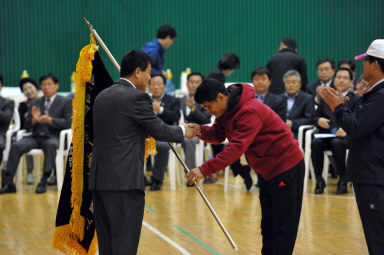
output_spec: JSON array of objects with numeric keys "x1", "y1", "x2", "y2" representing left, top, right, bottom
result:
[
  {"x1": 89, "y1": 79, "x2": 184, "y2": 191},
  {"x1": 25, "y1": 95, "x2": 72, "y2": 138},
  {"x1": 0, "y1": 96, "x2": 15, "y2": 149},
  {"x1": 180, "y1": 96, "x2": 211, "y2": 125}
]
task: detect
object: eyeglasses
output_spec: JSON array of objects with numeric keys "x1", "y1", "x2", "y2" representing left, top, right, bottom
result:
[
  {"x1": 335, "y1": 76, "x2": 350, "y2": 81},
  {"x1": 202, "y1": 101, "x2": 215, "y2": 111}
]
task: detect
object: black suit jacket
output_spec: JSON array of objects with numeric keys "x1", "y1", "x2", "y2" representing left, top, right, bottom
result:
[
  {"x1": 263, "y1": 93, "x2": 287, "y2": 121},
  {"x1": 314, "y1": 91, "x2": 361, "y2": 133},
  {"x1": 282, "y1": 91, "x2": 315, "y2": 135},
  {"x1": 267, "y1": 48, "x2": 308, "y2": 94},
  {"x1": 156, "y1": 94, "x2": 180, "y2": 125},
  {"x1": 306, "y1": 79, "x2": 335, "y2": 98},
  {"x1": 180, "y1": 96, "x2": 211, "y2": 125},
  {"x1": 25, "y1": 95, "x2": 72, "y2": 138},
  {"x1": 89, "y1": 79, "x2": 184, "y2": 191},
  {"x1": 0, "y1": 96, "x2": 14, "y2": 135}
]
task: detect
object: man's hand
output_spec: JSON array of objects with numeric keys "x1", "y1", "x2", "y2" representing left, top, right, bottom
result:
[
  {"x1": 318, "y1": 117, "x2": 330, "y2": 129},
  {"x1": 286, "y1": 119, "x2": 293, "y2": 128},
  {"x1": 39, "y1": 111, "x2": 52, "y2": 124},
  {"x1": 320, "y1": 87, "x2": 346, "y2": 112},
  {"x1": 336, "y1": 128, "x2": 347, "y2": 137},
  {"x1": 186, "y1": 168, "x2": 204, "y2": 185},
  {"x1": 183, "y1": 123, "x2": 201, "y2": 139},
  {"x1": 153, "y1": 100, "x2": 161, "y2": 113},
  {"x1": 31, "y1": 106, "x2": 41, "y2": 123},
  {"x1": 186, "y1": 97, "x2": 195, "y2": 111}
]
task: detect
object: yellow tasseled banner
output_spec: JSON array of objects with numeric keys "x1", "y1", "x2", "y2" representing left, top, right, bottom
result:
[
  {"x1": 144, "y1": 137, "x2": 157, "y2": 160},
  {"x1": 52, "y1": 33, "x2": 98, "y2": 255}
]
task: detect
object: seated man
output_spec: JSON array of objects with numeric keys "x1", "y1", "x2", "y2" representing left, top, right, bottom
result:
[
  {"x1": 180, "y1": 72, "x2": 211, "y2": 186},
  {"x1": 281, "y1": 70, "x2": 314, "y2": 139},
  {"x1": 147, "y1": 73, "x2": 180, "y2": 191},
  {"x1": 252, "y1": 67, "x2": 286, "y2": 120},
  {"x1": 0, "y1": 73, "x2": 72, "y2": 194},
  {"x1": 0, "y1": 74, "x2": 15, "y2": 188},
  {"x1": 311, "y1": 68, "x2": 361, "y2": 194},
  {"x1": 306, "y1": 58, "x2": 335, "y2": 103}
]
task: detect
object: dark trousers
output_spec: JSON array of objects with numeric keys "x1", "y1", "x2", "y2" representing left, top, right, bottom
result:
[
  {"x1": 5, "y1": 136, "x2": 58, "y2": 184},
  {"x1": 354, "y1": 184, "x2": 384, "y2": 255},
  {"x1": 311, "y1": 137, "x2": 348, "y2": 179},
  {"x1": 93, "y1": 190, "x2": 145, "y2": 255},
  {"x1": 258, "y1": 160, "x2": 304, "y2": 255},
  {"x1": 150, "y1": 141, "x2": 170, "y2": 182}
]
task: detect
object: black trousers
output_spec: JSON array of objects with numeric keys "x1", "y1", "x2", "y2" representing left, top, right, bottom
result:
[
  {"x1": 311, "y1": 137, "x2": 348, "y2": 179},
  {"x1": 93, "y1": 190, "x2": 145, "y2": 255},
  {"x1": 354, "y1": 184, "x2": 384, "y2": 255},
  {"x1": 258, "y1": 160, "x2": 305, "y2": 255}
]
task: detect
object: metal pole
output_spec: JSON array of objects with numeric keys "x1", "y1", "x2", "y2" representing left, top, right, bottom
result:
[{"x1": 83, "y1": 18, "x2": 238, "y2": 251}]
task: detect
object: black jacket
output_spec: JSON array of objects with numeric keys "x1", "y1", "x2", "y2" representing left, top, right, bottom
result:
[
  {"x1": 180, "y1": 96, "x2": 211, "y2": 125},
  {"x1": 263, "y1": 92, "x2": 287, "y2": 121},
  {"x1": 282, "y1": 91, "x2": 314, "y2": 136},
  {"x1": 335, "y1": 81, "x2": 384, "y2": 185},
  {"x1": 267, "y1": 48, "x2": 308, "y2": 95},
  {"x1": 156, "y1": 94, "x2": 181, "y2": 125}
]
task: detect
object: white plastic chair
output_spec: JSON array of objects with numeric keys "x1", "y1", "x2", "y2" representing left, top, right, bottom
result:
[
  {"x1": 16, "y1": 129, "x2": 72, "y2": 190},
  {"x1": 303, "y1": 127, "x2": 317, "y2": 194},
  {"x1": 2, "y1": 108, "x2": 21, "y2": 164},
  {"x1": 298, "y1": 125, "x2": 314, "y2": 152}
]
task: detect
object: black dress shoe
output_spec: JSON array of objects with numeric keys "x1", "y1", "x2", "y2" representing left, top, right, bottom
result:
[
  {"x1": 0, "y1": 183, "x2": 16, "y2": 194},
  {"x1": 36, "y1": 182, "x2": 47, "y2": 194},
  {"x1": 150, "y1": 180, "x2": 162, "y2": 191},
  {"x1": 144, "y1": 177, "x2": 151, "y2": 186},
  {"x1": 239, "y1": 166, "x2": 253, "y2": 191},
  {"x1": 47, "y1": 175, "x2": 57, "y2": 186},
  {"x1": 314, "y1": 178, "x2": 326, "y2": 194},
  {"x1": 336, "y1": 180, "x2": 348, "y2": 194}
]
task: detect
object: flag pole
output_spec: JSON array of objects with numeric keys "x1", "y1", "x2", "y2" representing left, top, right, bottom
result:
[{"x1": 83, "y1": 17, "x2": 238, "y2": 252}]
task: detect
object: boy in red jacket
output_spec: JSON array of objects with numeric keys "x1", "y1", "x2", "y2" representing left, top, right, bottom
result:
[{"x1": 187, "y1": 78, "x2": 304, "y2": 255}]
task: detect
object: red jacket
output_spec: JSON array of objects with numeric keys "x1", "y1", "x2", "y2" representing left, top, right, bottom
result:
[{"x1": 199, "y1": 83, "x2": 303, "y2": 181}]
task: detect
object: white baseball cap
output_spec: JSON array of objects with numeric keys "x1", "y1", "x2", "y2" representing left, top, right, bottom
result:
[{"x1": 354, "y1": 39, "x2": 384, "y2": 60}]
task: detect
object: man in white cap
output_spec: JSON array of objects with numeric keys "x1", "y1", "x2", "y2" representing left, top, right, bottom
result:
[{"x1": 321, "y1": 39, "x2": 384, "y2": 254}]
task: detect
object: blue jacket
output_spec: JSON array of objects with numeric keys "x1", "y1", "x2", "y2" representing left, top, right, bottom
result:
[
  {"x1": 335, "y1": 80, "x2": 384, "y2": 185},
  {"x1": 142, "y1": 39, "x2": 165, "y2": 73}
]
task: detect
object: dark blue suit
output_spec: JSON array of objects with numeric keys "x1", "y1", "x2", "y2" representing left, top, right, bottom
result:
[
  {"x1": 150, "y1": 94, "x2": 181, "y2": 183},
  {"x1": 282, "y1": 91, "x2": 315, "y2": 138},
  {"x1": 263, "y1": 93, "x2": 287, "y2": 121}
]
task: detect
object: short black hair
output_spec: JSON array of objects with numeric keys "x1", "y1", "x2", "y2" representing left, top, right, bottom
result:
[
  {"x1": 39, "y1": 73, "x2": 59, "y2": 84},
  {"x1": 120, "y1": 50, "x2": 152, "y2": 77},
  {"x1": 338, "y1": 58, "x2": 356, "y2": 72},
  {"x1": 316, "y1": 58, "x2": 335, "y2": 69},
  {"x1": 187, "y1": 72, "x2": 204, "y2": 81},
  {"x1": 0, "y1": 74, "x2": 3, "y2": 85},
  {"x1": 150, "y1": 72, "x2": 166, "y2": 85},
  {"x1": 194, "y1": 78, "x2": 228, "y2": 104},
  {"x1": 218, "y1": 53, "x2": 240, "y2": 70},
  {"x1": 251, "y1": 67, "x2": 271, "y2": 80},
  {"x1": 156, "y1": 24, "x2": 177, "y2": 39},
  {"x1": 335, "y1": 67, "x2": 353, "y2": 80},
  {"x1": 367, "y1": 55, "x2": 384, "y2": 73},
  {"x1": 19, "y1": 78, "x2": 38, "y2": 92},
  {"x1": 282, "y1": 37, "x2": 297, "y2": 51}
]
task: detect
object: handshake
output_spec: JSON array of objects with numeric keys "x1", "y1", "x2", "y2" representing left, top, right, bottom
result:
[{"x1": 183, "y1": 123, "x2": 201, "y2": 139}]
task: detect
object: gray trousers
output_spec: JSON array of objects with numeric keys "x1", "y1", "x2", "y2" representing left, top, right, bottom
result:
[
  {"x1": 181, "y1": 137, "x2": 200, "y2": 169},
  {"x1": 5, "y1": 136, "x2": 58, "y2": 184},
  {"x1": 151, "y1": 141, "x2": 170, "y2": 182}
]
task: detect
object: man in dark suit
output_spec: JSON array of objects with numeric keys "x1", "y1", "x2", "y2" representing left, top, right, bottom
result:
[
  {"x1": 252, "y1": 67, "x2": 286, "y2": 121},
  {"x1": 0, "y1": 74, "x2": 15, "y2": 188},
  {"x1": 267, "y1": 37, "x2": 308, "y2": 94},
  {"x1": 180, "y1": 72, "x2": 211, "y2": 186},
  {"x1": 89, "y1": 50, "x2": 198, "y2": 254},
  {"x1": 0, "y1": 73, "x2": 72, "y2": 194},
  {"x1": 311, "y1": 68, "x2": 361, "y2": 194},
  {"x1": 147, "y1": 72, "x2": 181, "y2": 191},
  {"x1": 281, "y1": 70, "x2": 314, "y2": 139},
  {"x1": 306, "y1": 58, "x2": 335, "y2": 102}
]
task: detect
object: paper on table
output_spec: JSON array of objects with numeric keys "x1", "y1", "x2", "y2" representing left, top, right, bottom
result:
[{"x1": 314, "y1": 133, "x2": 336, "y2": 139}]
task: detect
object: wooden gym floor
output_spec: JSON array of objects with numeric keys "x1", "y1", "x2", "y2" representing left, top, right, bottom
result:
[{"x1": 0, "y1": 173, "x2": 368, "y2": 255}]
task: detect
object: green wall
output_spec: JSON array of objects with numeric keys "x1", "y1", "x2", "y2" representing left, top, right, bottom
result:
[{"x1": 1, "y1": 0, "x2": 383, "y2": 91}]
